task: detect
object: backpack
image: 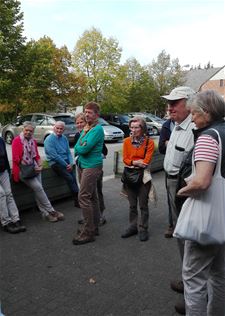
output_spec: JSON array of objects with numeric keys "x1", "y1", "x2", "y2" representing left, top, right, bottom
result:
[{"x1": 174, "y1": 146, "x2": 194, "y2": 214}]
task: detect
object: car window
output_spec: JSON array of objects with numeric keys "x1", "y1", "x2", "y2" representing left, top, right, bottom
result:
[
  {"x1": 113, "y1": 116, "x2": 120, "y2": 123},
  {"x1": 46, "y1": 117, "x2": 55, "y2": 125},
  {"x1": 17, "y1": 115, "x2": 33, "y2": 124},
  {"x1": 33, "y1": 114, "x2": 45, "y2": 125},
  {"x1": 145, "y1": 117, "x2": 153, "y2": 123},
  {"x1": 120, "y1": 115, "x2": 129, "y2": 123},
  {"x1": 54, "y1": 116, "x2": 74, "y2": 125}
]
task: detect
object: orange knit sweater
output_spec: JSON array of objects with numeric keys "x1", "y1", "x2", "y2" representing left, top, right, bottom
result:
[{"x1": 123, "y1": 137, "x2": 155, "y2": 166}]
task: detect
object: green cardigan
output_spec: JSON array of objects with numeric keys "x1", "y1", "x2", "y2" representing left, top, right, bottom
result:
[{"x1": 74, "y1": 124, "x2": 104, "y2": 168}]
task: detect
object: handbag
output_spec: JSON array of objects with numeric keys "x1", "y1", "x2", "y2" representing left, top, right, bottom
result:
[
  {"x1": 173, "y1": 129, "x2": 225, "y2": 245},
  {"x1": 121, "y1": 137, "x2": 149, "y2": 188},
  {"x1": 20, "y1": 163, "x2": 37, "y2": 179},
  {"x1": 121, "y1": 167, "x2": 144, "y2": 187}
]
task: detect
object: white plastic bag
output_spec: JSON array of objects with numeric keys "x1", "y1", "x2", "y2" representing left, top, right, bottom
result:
[{"x1": 173, "y1": 130, "x2": 225, "y2": 245}]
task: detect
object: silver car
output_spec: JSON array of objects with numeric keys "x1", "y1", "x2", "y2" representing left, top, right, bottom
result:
[
  {"x1": 1, "y1": 113, "x2": 77, "y2": 145},
  {"x1": 98, "y1": 118, "x2": 124, "y2": 142},
  {"x1": 128, "y1": 112, "x2": 165, "y2": 135}
]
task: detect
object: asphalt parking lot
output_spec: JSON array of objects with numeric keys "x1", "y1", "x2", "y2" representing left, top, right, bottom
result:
[{"x1": 0, "y1": 172, "x2": 182, "y2": 316}]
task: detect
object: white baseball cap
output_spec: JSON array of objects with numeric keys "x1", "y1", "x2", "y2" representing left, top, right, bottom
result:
[{"x1": 162, "y1": 86, "x2": 195, "y2": 101}]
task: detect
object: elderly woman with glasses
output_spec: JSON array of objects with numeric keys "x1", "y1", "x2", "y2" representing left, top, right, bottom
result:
[
  {"x1": 12, "y1": 122, "x2": 64, "y2": 223},
  {"x1": 121, "y1": 116, "x2": 154, "y2": 242},
  {"x1": 175, "y1": 90, "x2": 225, "y2": 315}
]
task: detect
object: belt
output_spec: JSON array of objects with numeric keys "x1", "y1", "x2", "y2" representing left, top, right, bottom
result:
[{"x1": 166, "y1": 174, "x2": 178, "y2": 179}]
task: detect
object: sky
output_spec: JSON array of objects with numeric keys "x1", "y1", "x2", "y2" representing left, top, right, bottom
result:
[{"x1": 20, "y1": 0, "x2": 224, "y2": 68}]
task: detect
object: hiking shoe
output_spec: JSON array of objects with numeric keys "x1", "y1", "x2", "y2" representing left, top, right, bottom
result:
[
  {"x1": 72, "y1": 234, "x2": 95, "y2": 245},
  {"x1": 121, "y1": 228, "x2": 138, "y2": 238},
  {"x1": 139, "y1": 230, "x2": 149, "y2": 242},
  {"x1": 164, "y1": 225, "x2": 174, "y2": 238},
  {"x1": 3, "y1": 222, "x2": 21, "y2": 234},
  {"x1": 43, "y1": 213, "x2": 58, "y2": 222},
  {"x1": 170, "y1": 280, "x2": 184, "y2": 294},
  {"x1": 14, "y1": 221, "x2": 27, "y2": 232},
  {"x1": 52, "y1": 211, "x2": 65, "y2": 221},
  {"x1": 175, "y1": 297, "x2": 186, "y2": 315},
  {"x1": 77, "y1": 227, "x2": 99, "y2": 236}
]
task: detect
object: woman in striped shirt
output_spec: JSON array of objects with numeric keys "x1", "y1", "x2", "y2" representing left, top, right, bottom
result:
[{"x1": 177, "y1": 90, "x2": 225, "y2": 316}]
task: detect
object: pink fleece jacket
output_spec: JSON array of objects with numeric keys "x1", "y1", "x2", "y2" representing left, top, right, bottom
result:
[{"x1": 12, "y1": 136, "x2": 40, "y2": 182}]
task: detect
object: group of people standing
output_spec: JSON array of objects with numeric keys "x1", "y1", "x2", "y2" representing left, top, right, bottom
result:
[
  {"x1": 1, "y1": 88, "x2": 225, "y2": 315},
  {"x1": 0, "y1": 101, "x2": 107, "y2": 245}
]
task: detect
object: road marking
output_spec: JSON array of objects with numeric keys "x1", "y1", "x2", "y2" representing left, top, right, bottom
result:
[{"x1": 103, "y1": 174, "x2": 115, "y2": 182}]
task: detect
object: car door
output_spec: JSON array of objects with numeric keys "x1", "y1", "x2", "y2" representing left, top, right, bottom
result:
[{"x1": 32, "y1": 114, "x2": 48, "y2": 143}]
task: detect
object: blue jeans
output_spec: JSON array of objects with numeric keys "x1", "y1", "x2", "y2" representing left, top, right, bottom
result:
[{"x1": 51, "y1": 163, "x2": 79, "y2": 194}]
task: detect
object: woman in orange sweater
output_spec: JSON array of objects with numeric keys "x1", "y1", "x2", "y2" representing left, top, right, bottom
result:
[{"x1": 121, "y1": 116, "x2": 154, "y2": 241}]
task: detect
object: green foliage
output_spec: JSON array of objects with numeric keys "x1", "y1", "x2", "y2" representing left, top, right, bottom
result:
[
  {"x1": 0, "y1": 0, "x2": 25, "y2": 109},
  {"x1": 72, "y1": 27, "x2": 122, "y2": 102},
  {"x1": 0, "y1": 3, "x2": 186, "y2": 120},
  {"x1": 147, "y1": 50, "x2": 184, "y2": 116}
]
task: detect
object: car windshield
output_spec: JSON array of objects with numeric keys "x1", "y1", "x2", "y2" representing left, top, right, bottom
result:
[
  {"x1": 119, "y1": 115, "x2": 130, "y2": 123},
  {"x1": 98, "y1": 118, "x2": 110, "y2": 126},
  {"x1": 54, "y1": 116, "x2": 74, "y2": 125},
  {"x1": 145, "y1": 114, "x2": 164, "y2": 123}
]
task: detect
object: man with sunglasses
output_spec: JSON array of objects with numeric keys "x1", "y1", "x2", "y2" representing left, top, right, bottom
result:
[{"x1": 161, "y1": 86, "x2": 195, "y2": 315}]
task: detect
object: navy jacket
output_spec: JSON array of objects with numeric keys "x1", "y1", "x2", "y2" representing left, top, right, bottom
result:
[{"x1": 158, "y1": 119, "x2": 175, "y2": 154}]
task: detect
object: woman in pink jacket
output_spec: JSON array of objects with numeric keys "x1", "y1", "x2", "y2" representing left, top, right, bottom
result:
[{"x1": 12, "y1": 122, "x2": 64, "y2": 223}]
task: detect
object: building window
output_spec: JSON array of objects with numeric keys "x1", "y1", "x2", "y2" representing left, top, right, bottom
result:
[{"x1": 220, "y1": 79, "x2": 224, "y2": 87}]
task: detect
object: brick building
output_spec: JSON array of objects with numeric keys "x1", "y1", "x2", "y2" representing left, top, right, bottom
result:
[{"x1": 183, "y1": 65, "x2": 225, "y2": 99}]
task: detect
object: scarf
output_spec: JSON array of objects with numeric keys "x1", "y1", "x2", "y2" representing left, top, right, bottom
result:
[
  {"x1": 79, "y1": 119, "x2": 98, "y2": 145},
  {"x1": 20, "y1": 132, "x2": 37, "y2": 165},
  {"x1": 131, "y1": 135, "x2": 145, "y2": 148}
]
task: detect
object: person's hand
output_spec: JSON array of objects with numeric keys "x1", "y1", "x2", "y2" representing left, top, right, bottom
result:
[
  {"x1": 34, "y1": 165, "x2": 42, "y2": 173},
  {"x1": 133, "y1": 160, "x2": 147, "y2": 168},
  {"x1": 66, "y1": 164, "x2": 72, "y2": 172}
]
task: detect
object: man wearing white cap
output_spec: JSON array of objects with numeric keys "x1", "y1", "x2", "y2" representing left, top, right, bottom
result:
[{"x1": 162, "y1": 86, "x2": 195, "y2": 315}]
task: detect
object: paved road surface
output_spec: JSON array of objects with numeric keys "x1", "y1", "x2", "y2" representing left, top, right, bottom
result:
[{"x1": 0, "y1": 172, "x2": 182, "y2": 316}]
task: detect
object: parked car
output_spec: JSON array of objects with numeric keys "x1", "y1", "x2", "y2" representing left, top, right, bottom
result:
[
  {"x1": 1, "y1": 113, "x2": 77, "y2": 145},
  {"x1": 127, "y1": 112, "x2": 164, "y2": 135},
  {"x1": 101, "y1": 113, "x2": 154, "y2": 137},
  {"x1": 98, "y1": 117, "x2": 124, "y2": 142},
  {"x1": 101, "y1": 114, "x2": 130, "y2": 137}
]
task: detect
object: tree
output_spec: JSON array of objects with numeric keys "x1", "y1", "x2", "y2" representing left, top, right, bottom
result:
[
  {"x1": 50, "y1": 45, "x2": 86, "y2": 111},
  {"x1": 147, "y1": 50, "x2": 184, "y2": 116},
  {"x1": 101, "y1": 64, "x2": 129, "y2": 113},
  {"x1": 123, "y1": 58, "x2": 156, "y2": 112},
  {"x1": 20, "y1": 37, "x2": 58, "y2": 113},
  {"x1": 20, "y1": 37, "x2": 85, "y2": 113},
  {"x1": 0, "y1": 0, "x2": 25, "y2": 118},
  {"x1": 72, "y1": 27, "x2": 122, "y2": 102},
  {"x1": 101, "y1": 57, "x2": 157, "y2": 114}
]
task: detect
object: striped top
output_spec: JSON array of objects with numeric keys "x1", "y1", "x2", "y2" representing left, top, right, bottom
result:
[{"x1": 194, "y1": 135, "x2": 219, "y2": 163}]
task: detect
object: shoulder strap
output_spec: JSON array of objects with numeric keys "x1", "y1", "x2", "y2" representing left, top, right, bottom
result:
[
  {"x1": 202, "y1": 128, "x2": 219, "y2": 142},
  {"x1": 144, "y1": 137, "x2": 149, "y2": 159}
]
